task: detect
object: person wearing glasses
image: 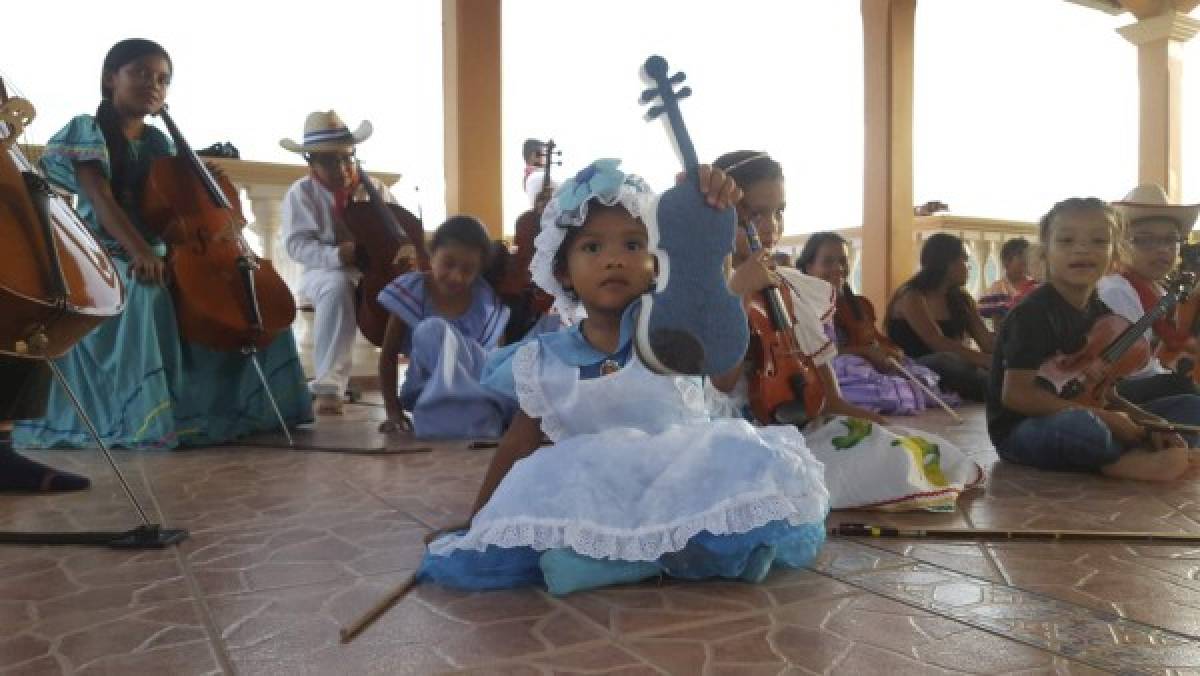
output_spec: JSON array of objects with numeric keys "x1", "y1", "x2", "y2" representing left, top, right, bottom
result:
[
  {"x1": 280, "y1": 111, "x2": 399, "y2": 414},
  {"x1": 1096, "y1": 184, "x2": 1200, "y2": 404}
]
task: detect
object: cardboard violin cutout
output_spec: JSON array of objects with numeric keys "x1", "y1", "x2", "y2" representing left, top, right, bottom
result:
[{"x1": 636, "y1": 55, "x2": 748, "y2": 376}]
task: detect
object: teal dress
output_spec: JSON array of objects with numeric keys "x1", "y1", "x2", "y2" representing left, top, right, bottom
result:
[{"x1": 14, "y1": 115, "x2": 313, "y2": 449}]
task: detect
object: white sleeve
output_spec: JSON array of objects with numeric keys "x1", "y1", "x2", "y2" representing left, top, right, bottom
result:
[
  {"x1": 777, "y1": 268, "x2": 838, "y2": 366},
  {"x1": 525, "y1": 172, "x2": 545, "y2": 206},
  {"x1": 1096, "y1": 275, "x2": 1145, "y2": 326},
  {"x1": 281, "y1": 184, "x2": 342, "y2": 270}
]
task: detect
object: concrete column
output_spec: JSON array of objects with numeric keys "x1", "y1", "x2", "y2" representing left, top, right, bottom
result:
[
  {"x1": 861, "y1": 0, "x2": 917, "y2": 311},
  {"x1": 1117, "y1": 9, "x2": 1200, "y2": 200},
  {"x1": 442, "y1": 0, "x2": 504, "y2": 237}
]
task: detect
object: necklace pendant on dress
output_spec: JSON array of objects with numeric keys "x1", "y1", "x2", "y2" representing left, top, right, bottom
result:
[{"x1": 601, "y1": 359, "x2": 621, "y2": 375}]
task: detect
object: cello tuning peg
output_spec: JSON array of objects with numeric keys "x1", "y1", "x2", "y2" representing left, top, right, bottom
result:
[
  {"x1": 644, "y1": 104, "x2": 665, "y2": 120},
  {"x1": 668, "y1": 71, "x2": 687, "y2": 85},
  {"x1": 639, "y1": 88, "x2": 660, "y2": 104},
  {"x1": 676, "y1": 86, "x2": 692, "y2": 100}
]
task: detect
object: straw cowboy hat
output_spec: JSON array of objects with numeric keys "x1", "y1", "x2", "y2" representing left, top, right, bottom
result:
[
  {"x1": 280, "y1": 110, "x2": 372, "y2": 154},
  {"x1": 1112, "y1": 183, "x2": 1200, "y2": 233}
]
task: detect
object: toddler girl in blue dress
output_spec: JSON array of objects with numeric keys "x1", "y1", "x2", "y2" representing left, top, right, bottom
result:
[{"x1": 418, "y1": 160, "x2": 830, "y2": 595}]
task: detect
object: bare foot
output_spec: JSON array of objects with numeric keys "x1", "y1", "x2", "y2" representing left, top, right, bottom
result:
[{"x1": 1101, "y1": 447, "x2": 1190, "y2": 481}]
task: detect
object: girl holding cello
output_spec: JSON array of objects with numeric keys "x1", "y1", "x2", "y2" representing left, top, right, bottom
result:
[
  {"x1": 988, "y1": 197, "x2": 1200, "y2": 480},
  {"x1": 716, "y1": 151, "x2": 981, "y2": 511},
  {"x1": 15, "y1": 38, "x2": 312, "y2": 450},
  {"x1": 796, "y1": 231, "x2": 958, "y2": 416}
]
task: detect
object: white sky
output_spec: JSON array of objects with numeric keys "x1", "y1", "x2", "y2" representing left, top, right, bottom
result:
[{"x1": 2, "y1": 0, "x2": 1197, "y2": 235}]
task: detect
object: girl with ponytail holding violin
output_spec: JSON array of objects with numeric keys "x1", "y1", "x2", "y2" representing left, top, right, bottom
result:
[
  {"x1": 15, "y1": 38, "x2": 312, "y2": 450},
  {"x1": 988, "y1": 197, "x2": 1200, "y2": 481},
  {"x1": 716, "y1": 151, "x2": 981, "y2": 511},
  {"x1": 796, "y1": 232, "x2": 959, "y2": 416}
]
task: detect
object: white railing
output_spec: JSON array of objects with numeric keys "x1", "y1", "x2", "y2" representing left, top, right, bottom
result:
[{"x1": 776, "y1": 215, "x2": 1036, "y2": 298}]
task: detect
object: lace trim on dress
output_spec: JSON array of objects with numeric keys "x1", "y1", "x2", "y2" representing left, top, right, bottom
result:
[
  {"x1": 428, "y1": 489, "x2": 829, "y2": 562},
  {"x1": 511, "y1": 341, "x2": 569, "y2": 442}
]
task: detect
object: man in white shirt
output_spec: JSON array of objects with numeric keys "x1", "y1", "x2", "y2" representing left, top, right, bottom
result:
[
  {"x1": 522, "y1": 138, "x2": 557, "y2": 208},
  {"x1": 280, "y1": 111, "x2": 399, "y2": 414}
]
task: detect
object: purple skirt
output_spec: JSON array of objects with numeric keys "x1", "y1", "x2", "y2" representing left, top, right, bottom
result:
[{"x1": 833, "y1": 355, "x2": 960, "y2": 416}]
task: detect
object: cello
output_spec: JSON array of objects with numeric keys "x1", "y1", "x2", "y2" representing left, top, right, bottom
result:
[
  {"x1": 141, "y1": 105, "x2": 295, "y2": 351},
  {"x1": 0, "y1": 79, "x2": 186, "y2": 547},
  {"x1": 742, "y1": 219, "x2": 827, "y2": 427},
  {"x1": 493, "y1": 140, "x2": 558, "y2": 341},
  {"x1": 342, "y1": 162, "x2": 429, "y2": 347},
  {"x1": 0, "y1": 78, "x2": 125, "y2": 358}
]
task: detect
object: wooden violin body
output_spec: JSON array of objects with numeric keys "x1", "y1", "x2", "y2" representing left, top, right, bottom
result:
[
  {"x1": 0, "y1": 84, "x2": 124, "y2": 358},
  {"x1": 1157, "y1": 293, "x2": 1200, "y2": 382},
  {"x1": 343, "y1": 185, "x2": 428, "y2": 347},
  {"x1": 141, "y1": 107, "x2": 295, "y2": 351},
  {"x1": 835, "y1": 288, "x2": 900, "y2": 356},
  {"x1": 1038, "y1": 274, "x2": 1192, "y2": 406},
  {"x1": 740, "y1": 216, "x2": 825, "y2": 425},
  {"x1": 745, "y1": 287, "x2": 827, "y2": 426},
  {"x1": 1036, "y1": 314, "x2": 1151, "y2": 406}
]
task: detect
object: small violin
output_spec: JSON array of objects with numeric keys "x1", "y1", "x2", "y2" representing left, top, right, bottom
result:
[
  {"x1": 1037, "y1": 272, "x2": 1194, "y2": 406},
  {"x1": 743, "y1": 222, "x2": 826, "y2": 427},
  {"x1": 834, "y1": 284, "x2": 901, "y2": 359}
]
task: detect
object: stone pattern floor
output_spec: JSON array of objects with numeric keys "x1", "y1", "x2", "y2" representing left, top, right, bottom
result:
[{"x1": 4, "y1": 404, "x2": 1200, "y2": 674}]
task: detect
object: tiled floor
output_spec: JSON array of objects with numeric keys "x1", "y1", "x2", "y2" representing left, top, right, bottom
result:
[{"x1": 5, "y1": 404, "x2": 1200, "y2": 674}]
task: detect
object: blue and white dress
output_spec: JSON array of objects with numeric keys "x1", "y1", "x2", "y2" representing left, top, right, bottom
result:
[
  {"x1": 377, "y1": 271, "x2": 513, "y2": 439},
  {"x1": 420, "y1": 305, "x2": 829, "y2": 593},
  {"x1": 15, "y1": 115, "x2": 312, "y2": 449}
]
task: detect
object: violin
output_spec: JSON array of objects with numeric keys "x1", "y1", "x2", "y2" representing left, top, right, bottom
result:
[
  {"x1": 743, "y1": 222, "x2": 826, "y2": 427},
  {"x1": 0, "y1": 78, "x2": 124, "y2": 358},
  {"x1": 492, "y1": 140, "x2": 557, "y2": 341},
  {"x1": 834, "y1": 284, "x2": 901, "y2": 357},
  {"x1": 343, "y1": 162, "x2": 429, "y2": 347},
  {"x1": 141, "y1": 105, "x2": 295, "y2": 351},
  {"x1": 1158, "y1": 298, "x2": 1200, "y2": 381},
  {"x1": 1037, "y1": 272, "x2": 1194, "y2": 406}
]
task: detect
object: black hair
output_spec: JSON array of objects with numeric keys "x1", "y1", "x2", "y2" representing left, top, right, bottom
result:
[
  {"x1": 1037, "y1": 197, "x2": 1115, "y2": 243},
  {"x1": 795, "y1": 232, "x2": 848, "y2": 275},
  {"x1": 96, "y1": 38, "x2": 172, "y2": 200},
  {"x1": 887, "y1": 232, "x2": 972, "y2": 330},
  {"x1": 999, "y1": 237, "x2": 1029, "y2": 264},
  {"x1": 713, "y1": 150, "x2": 784, "y2": 193},
  {"x1": 431, "y1": 215, "x2": 493, "y2": 266},
  {"x1": 551, "y1": 201, "x2": 642, "y2": 297},
  {"x1": 522, "y1": 139, "x2": 544, "y2": 163}
]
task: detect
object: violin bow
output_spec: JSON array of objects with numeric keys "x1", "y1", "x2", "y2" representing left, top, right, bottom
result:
[
  {"x1": 885, "y1": 357, "x2": 963, "y2": 424},
  {"x1": 831, "y1": 522, "x2": 1200, "y2": 544}
]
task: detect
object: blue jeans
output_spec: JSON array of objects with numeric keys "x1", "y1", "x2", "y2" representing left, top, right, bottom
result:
[{"x1": 996, "y1": 394, "x2": 1200, "y2": 473}]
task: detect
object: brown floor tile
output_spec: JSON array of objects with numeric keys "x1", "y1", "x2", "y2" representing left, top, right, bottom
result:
[
  {"x1": 206, "y1": 572, "x2": 605, "y2": 671},
  {"x1": 557, "y1": 568, "x2": 856, "y2": 638},
  {"x1": 0, "y1": 545, "x2": 190, "y2": 635},
  {"x1": 0, "y1": 598, "x2": 220, "y2": 675},
  {"x1": 181, "y1": 511, "x2": 426, "y2": 597},
  {"x1": 455, "y1": 642, "x2": 660, "y2": 675}
]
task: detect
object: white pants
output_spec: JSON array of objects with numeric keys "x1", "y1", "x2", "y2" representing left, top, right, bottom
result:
[{"x1": 300, "y1": 268, "x2": 359, "y2": 397}]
